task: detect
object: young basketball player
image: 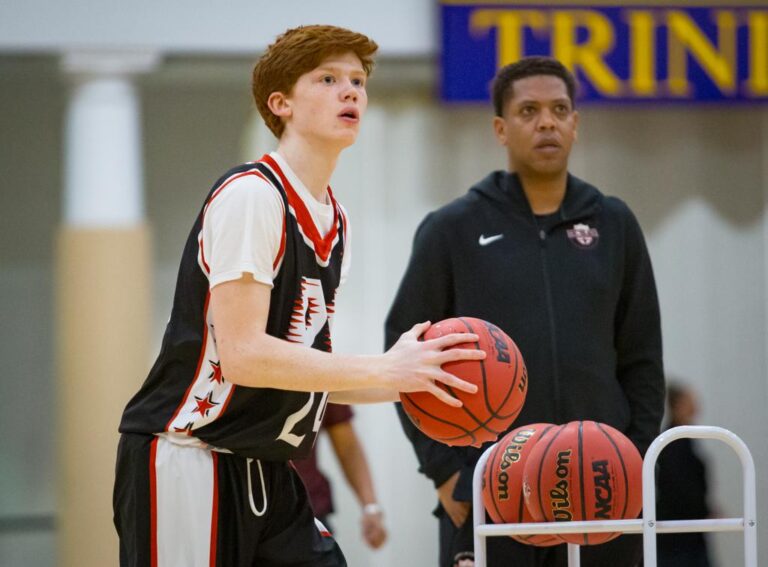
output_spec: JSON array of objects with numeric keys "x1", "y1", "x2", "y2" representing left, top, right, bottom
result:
[{"x1": 113, "y1": 25, "x2": 483, "y2": 567}]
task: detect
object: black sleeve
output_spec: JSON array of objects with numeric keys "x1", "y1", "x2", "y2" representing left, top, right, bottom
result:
[
  {"x1": 614, "y1": 206, "x2": 665, "y2": 456},
  {"x1": 384, "y1": 213, "x2": 466, "y2": 489}
]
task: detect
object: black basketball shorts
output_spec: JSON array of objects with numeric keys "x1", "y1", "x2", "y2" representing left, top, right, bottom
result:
[{"x1": 113, "y1": 433, "x2": 347, "y2": 567}]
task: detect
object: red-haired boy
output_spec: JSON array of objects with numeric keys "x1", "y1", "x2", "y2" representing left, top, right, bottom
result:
[{"x1": 114, "y1": 25, "x2": 482, "y2": 566}]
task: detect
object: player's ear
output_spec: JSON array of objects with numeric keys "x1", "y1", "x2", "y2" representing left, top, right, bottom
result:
[
  {"x1": 267, "y1": 92, "x2": 291, "y2": 119},
  {"x1": 493, "y1": 116, "x2": 507, "y2": 146}
]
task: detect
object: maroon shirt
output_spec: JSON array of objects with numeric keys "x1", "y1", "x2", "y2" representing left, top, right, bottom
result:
[{"x1": 293, "y1": 404, "x2": 353, "y2": 517}]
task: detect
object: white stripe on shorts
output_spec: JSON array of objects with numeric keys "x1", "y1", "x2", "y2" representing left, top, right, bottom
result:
[{"x1": 154, "y1": 437, "x2": 216, "y2": 567}]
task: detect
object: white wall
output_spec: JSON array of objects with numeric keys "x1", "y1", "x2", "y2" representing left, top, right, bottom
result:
[{"x1": 0, "y1": 0, "x2": 435, "y2": 56}]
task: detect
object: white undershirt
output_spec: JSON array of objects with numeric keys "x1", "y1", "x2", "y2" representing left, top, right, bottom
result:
[{"x1": 201, "y1": 151, "x2": 351, "y2": 289}]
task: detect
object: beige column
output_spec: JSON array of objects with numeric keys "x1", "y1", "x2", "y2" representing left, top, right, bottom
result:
[{"x1": 57, "y1": 51, "x2": 159, "y2": 567}]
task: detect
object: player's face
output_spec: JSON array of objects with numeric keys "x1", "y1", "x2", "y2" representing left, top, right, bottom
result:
[
  {"x1": 281, "y1": 53, "x2": 368, "y2": 149},
  {"x1": 493, "y1": 75, "x2": 578, "y2": 179}
]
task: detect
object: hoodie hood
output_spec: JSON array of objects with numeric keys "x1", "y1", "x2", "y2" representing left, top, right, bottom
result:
[{"x1": 469, "y1": 170, "x2": 603, "y2": 222}]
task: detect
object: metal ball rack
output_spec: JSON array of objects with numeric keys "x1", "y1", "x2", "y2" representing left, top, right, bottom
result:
[{"x1": 471, "y1": 425, "x2": 758, "y2": 567}]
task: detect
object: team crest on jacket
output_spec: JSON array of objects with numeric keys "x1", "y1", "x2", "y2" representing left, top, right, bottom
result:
[{"x1": 567, "y1": 223, "x2": 599, "y2": 249}]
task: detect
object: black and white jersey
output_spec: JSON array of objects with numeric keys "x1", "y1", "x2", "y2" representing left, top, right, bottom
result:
[{"x1": 119, "y1": 153, "x2": 349, "y2": 460}]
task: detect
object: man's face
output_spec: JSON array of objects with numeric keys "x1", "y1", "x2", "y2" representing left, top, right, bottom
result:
[
  {"x1": 493, "y1": 75, "x2": 578, "y2": 179},
  {"x1": 274, "y1": 52, "x2": 368, "y2": 149}
]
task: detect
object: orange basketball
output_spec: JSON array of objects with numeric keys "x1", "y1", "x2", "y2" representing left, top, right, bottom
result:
[
  {"x1": 399, "y1": 317, "x2": 527, "y2": 447},
  {"x1": 482, "y1": 423, "x2": 562, "y2": 546},
  {"x1": 522, "y1": 421, "x2": 643, "y2": 545}
]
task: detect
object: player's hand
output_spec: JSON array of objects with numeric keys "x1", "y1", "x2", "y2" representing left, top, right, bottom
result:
[
  {"x1": 384, "y1": 321, "x2": 484, "y2": 407},
  {"x1": 437, "y1": 471, "x2": 471, "y2": 528},
  {"x1": 361, "y1": 507, "x2": 387, "y2": 549}
]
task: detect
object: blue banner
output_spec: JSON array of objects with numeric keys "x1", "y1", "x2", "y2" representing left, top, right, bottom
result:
[{"x1": 440, "y1": 2, "x2": 768, "y2": 103}]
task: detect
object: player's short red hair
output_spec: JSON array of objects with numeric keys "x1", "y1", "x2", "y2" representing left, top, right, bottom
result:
[{"x1": 252, "y1": 25, "x2": 378, "y2": 138}]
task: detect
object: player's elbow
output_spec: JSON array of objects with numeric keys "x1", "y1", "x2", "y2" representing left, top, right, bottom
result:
[{"x1": 217, "y1": 335, "x2": 271, "y2": 388}]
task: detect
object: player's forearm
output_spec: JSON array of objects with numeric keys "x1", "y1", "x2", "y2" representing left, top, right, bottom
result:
[
  {"x1": 219, "y1": 333, "x2": 386, "y2": 392},
  {"x1": 211, "y1": 275, "x2": 482, "y2": 403},
  {"x1": 330, "y1": 425, "x2": 378, "y2": 505},
  {"x1": 342, "y1": 450, "x2": 377, "y2": 506},
  {"x1": 329, "y1": 388, "x2": 398, "y2": 404}
]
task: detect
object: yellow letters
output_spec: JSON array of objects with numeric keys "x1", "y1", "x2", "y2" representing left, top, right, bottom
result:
[
  {"x1": 748, "y1": 11, "x2": 768, "y2": 95},
  {"x1": 461, "y1": 5, "x2": 766, "y2": 100},
  {"x1": 552, "y1": 10, "x2": 622, "y2": 96},
  {"x1": 667, "y1": 10, "x2": 737, "y2": 96},
  {"x1": 626, "y1": 10, "x2": 657, "y2": 96},
  {"x1": 470, "y1": 9, "x2": 548, "y2": 67}
]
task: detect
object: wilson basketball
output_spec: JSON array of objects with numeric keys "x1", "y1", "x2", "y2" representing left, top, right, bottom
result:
[
  {"x1": 522, "y1": 421, "x2": 643, "y2": 545},
  {"x1": 399, "y1": 317, "x2": 527, "y2": 447},
  {"x1": 482, "y1": 423, "x2": 562, "y2": 546}
]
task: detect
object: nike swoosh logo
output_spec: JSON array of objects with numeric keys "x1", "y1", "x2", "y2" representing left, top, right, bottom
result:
[{"x1": 479, "y1": 234, "x2": 504, "y2": 246}]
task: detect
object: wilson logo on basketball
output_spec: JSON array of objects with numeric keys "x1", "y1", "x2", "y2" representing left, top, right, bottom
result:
[
  {"x1": 550, "y1": 450, "x2": 573, "y2": 521},
  {"x1": 496, "y1": 428, "x2": 535, "y2": 501},
  {"x1": 485, "y1": 423, "x2": 562, "y2": 548},
  {"x1": 592, "y1": 460, "x2": 613, "y2": 519},
  {"x1": 523, "y1": 421, "x2": 644, "y2": 546}
]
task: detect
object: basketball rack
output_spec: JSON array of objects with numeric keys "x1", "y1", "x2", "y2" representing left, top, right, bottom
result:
[{"x1": 471, "y1": 425, "x2": 758, "y2": 567}]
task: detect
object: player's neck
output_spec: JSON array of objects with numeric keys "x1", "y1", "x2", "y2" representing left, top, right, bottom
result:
[
  {"x1": 516, "y1": 169, "x2": 568, "y2": 215},
  {"x1": 276, "y1": 136, "x2": 341, "y2": 203}
]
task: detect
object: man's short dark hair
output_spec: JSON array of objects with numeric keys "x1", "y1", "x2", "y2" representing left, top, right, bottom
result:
[{"x1": 492, "y1": 57, "x2": 577, "y2": 117}]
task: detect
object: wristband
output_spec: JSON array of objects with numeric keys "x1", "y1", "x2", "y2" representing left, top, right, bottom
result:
[{"x1": 363, "y1": 503, "x2": 382, "y2": 516}]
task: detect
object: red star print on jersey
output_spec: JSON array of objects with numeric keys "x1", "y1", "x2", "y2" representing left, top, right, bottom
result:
[
  {"x1": 193, "y1": 392, "x2": 219, "y2": 418},
  {"x1": 209, "y1": 360, "x2": 224, "y2": 384}
]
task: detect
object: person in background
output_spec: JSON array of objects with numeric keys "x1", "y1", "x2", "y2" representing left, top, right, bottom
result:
[
  {"x1": 657, "y1": 382, "x2": 716, "y2": 567},
  {"x1": 293, "y1": 404, "x2": 388, "y2": 549}
]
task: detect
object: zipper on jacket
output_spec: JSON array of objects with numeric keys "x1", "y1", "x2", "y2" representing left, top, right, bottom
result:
[{"x1": 536, "y1": 226, "x2": 562, "y2": 419}]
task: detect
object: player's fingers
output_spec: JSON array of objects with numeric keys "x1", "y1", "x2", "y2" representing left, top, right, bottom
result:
[
  {"x1": 428, "y1": 332, "x2": 479, "y2": 349},
  {"x1": 435, "y1": 347, "x2": 486, "y2": 364},
  {"x1": 427, "y1": 383, "x2": 463, "y2": 407},
  {"x1": 404, "y1": 321, "x2": 431, "y2": 340},
  {"x1": 435, "y1": 371, "x2": 478, "y2": 394}
]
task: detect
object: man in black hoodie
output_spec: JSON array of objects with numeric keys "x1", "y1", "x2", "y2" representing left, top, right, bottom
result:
[{"x1": 385, "y1": 57, "x2": 664, "y2": 567}]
